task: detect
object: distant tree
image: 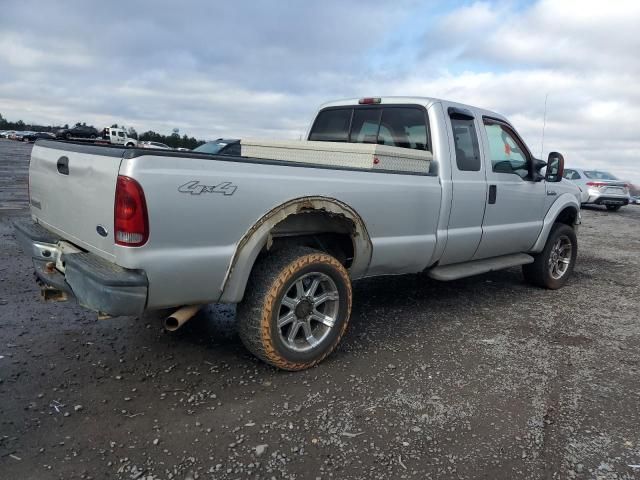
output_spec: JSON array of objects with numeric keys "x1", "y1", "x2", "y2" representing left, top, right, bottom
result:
[
  {"x1": 127, "y1": 127, "x2": 138, "y2": 139},
  {"x1": 138, "y1": 129, "x2": 205, "y2": 149},
  {"x1": 111, "y1": 123, "x2": 119, "y2": 128}
]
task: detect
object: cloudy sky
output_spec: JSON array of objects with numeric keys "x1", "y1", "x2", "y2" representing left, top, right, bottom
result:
[{"x1": 1, "y1": 0, "x2": 638, "y2": 183}]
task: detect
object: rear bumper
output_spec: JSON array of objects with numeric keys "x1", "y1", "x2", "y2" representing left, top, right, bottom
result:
[
  {"x1": 13, "y1": 219, "x2": 148, "y2": 317},
  {"x1": 585, "y1": 191, "x2": 629, "y2": 206},
  {"x1": 589, "y1": 196, "x2": 629, "y2": 206}
]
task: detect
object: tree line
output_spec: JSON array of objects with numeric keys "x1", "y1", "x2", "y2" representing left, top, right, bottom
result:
[{"x1": 1, "y1": 113, "x2": 206, "y2": 150}]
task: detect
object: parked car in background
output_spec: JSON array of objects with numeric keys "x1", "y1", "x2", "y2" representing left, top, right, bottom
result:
[
  {"x1": 563, "y1": 168, "x2": 630, "y2": 211},
  {"x1": 193, "y1": 138, "x2": 241, "y2": 156},
  {"x1": 629, "y1": 195, "x2": 640, "y2": 205},
  {"x1": 139, "y1": 141, "x2": 172, "y2": 150},
  {"x1": 16, "y1": 131, "x2": 40, "y2": 141},
  {"x1": 56, "y1": 125, "x2": 99, "y2": 140},
  {"x1": 1, "y1": 131, "x2": 17, "y2": 139},
  {"x1": 22, "y1": 132, "x2": 56, "y2": 142}
]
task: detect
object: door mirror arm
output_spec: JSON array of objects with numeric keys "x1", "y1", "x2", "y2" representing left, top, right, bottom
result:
[{"x1": 532, "y1": 158, "x2": 547, "y2": 182}]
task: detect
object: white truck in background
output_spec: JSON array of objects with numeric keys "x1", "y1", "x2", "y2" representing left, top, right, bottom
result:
[{"x1": 101, "y1": 127, "x2": 137, "y2": 147}]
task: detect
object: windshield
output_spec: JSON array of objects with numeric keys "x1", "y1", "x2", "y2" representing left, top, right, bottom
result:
[
  {"x1": 583, "y1": 170, "x2": 618, "y2": 180},
  {"x1": 193, "y1": 142, "x2": 230, "y2": 154}
]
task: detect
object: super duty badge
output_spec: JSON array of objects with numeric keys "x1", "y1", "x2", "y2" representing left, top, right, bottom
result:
[{"x1": 178, "y1": 180, "x2": 237, "y2": 196}]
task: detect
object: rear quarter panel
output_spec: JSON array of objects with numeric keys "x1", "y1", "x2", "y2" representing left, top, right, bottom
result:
[{"x1": 118, "y1": 155, "x2": 442, "y2": 308}]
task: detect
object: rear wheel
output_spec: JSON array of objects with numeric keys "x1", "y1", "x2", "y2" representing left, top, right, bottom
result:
[
  {"x1": 237, "y1": 246, "x2": 352, "y2": 370},
  {"x1": 523, "y1": 223, "x2": 577, "y2": 289},
  {"x1": 606, "y1": 205, "x2": 621, "y2": 211},
  {"x1": 65, "y1": 133, "x2": 72, "y2": 140},
  {"x1": 90, "y1": 134, "x2": 96, "y2": 139}
]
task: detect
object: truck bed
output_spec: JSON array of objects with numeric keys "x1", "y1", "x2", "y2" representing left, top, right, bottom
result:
[{"x1": 28, "y1": 138, "x2": 442, "y2": 308}]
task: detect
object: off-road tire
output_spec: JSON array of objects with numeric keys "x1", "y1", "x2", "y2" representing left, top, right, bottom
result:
[
  {"x1": 523, "y1": 223, "x2": 577, "y2": 289},
  {"x1": 237, "y1": 246, "x2": 352, "y2": 371},
  {"x1": 606, "y1": 205, "x2": 621, "y2": 211}
]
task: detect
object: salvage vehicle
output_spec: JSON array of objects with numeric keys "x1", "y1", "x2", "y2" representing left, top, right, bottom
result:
[
  {"x1": 562, "y1": 168, "x2": 630, "y2": 211},
  {"x1": 55, "y1": 125, "x2": 99, "y2": 140},
  {"x1": 22, "y1": 131, "x2": 56, "y2": 142},
  {"x1": 14, "y1": 96, "x2": 581, "y2": 370},
  {"x1": 138, "y1": 141, "x2": 172, "y2": 150}
]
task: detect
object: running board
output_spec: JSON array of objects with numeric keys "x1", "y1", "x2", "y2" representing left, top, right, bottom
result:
[{"x1": 427, "y1": 253, "x2": 534, "y2": 281}]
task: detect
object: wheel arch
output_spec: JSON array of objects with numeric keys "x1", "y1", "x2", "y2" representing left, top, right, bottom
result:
[
  {"x1": 219, "y1": 196, "x2": 372, "y2": 303},
  {"x1": 530, "y1": 194, "x2": 580, "y2": 253}
]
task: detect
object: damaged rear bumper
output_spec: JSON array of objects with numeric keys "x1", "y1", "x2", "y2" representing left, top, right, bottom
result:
[{"x1": 13, "y1": 219, "x2": 148, "y2": 317}]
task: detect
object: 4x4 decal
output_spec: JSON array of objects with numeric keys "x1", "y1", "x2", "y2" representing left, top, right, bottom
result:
[{"x1": 178, "y1": 180, "x2": 237, "y2": 196}]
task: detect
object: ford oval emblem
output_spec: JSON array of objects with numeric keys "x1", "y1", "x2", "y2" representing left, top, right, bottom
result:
[{"x1": 96, "y1": 225, "x2": 108, "y2": 237}]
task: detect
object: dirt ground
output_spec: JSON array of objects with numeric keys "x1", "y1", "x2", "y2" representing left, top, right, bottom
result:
[{"x1": 1, "y1": 139, "x2": 639, "y2": 480}]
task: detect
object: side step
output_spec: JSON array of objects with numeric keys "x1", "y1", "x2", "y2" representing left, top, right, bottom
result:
[{"x1": 427, "y1": 253, "x2": 534, "y2": 281}]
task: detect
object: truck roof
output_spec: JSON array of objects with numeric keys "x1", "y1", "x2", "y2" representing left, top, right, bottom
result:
[{"x1": 317, "y1": 96, "x2": 509, "y2": 123}]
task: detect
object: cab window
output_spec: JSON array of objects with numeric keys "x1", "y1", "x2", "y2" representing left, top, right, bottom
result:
[
  {"x1": 379, "y1": 108, "x2": 427, "y2": 150},
  {"x1": 308, "y1": 108, "x2": 351, "y2": 142},
  {"x1": 350, "y1": 108, "x2": 381, "y2": 143},
  {"x1": 309, "y1": 106, "x2": 429, "y2": 151},
  {"x1": 484, "y1": 121, "x2": 529, "y2": 179},
  {"x1": 451, "y1": 118, "x2": 480, "y2": 171}
]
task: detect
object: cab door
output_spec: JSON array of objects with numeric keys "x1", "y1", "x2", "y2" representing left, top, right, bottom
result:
[
  {"x1": 473, "y1": 117, "x2": 546, "y2": 259},
  {"x1": 439, "y1": 107, "x2": 487, "y2": 265}
]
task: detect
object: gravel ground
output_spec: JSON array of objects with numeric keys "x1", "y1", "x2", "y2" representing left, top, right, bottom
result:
[{"x1": 1, "y1": 138, "x2": 639, "y2": 480}]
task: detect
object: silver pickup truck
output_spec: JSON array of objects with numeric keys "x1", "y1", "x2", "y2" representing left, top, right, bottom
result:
[{"x1": 15, "y1": 96, "x2": 581, "y2": 370}]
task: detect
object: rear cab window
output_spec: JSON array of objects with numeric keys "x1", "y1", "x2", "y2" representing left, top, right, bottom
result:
[
  {"x1": 583, "y1": 171, "x2": 617, "y2": 180},
  {"x1": 309, "y1": 105, "x2": 430, "y2": 152}
]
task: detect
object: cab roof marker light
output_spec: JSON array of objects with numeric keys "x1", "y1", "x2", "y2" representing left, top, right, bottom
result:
[{"x1": 358, "y1": 97, "x2": 381, "y2": 105}]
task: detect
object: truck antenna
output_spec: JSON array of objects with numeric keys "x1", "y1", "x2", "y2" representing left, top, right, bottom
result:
[{"x1": 540, "y1": 92, "x2": 549, "y2": 158}]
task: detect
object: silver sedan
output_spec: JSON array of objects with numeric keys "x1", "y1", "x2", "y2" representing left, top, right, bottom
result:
[{"x1": 563, "y1": 168, "x2": 630, "y2": 211}]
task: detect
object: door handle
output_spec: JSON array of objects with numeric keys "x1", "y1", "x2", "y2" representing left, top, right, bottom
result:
[
  {"x1": 488, "y1": 185, "x2": 497, "y2": 204},
  {"x1": 56, "y1": 156, "x2": 69, "y2": 175},
  {"x1": 547, "y1": 190, "x2": 557, "y2": 196}
]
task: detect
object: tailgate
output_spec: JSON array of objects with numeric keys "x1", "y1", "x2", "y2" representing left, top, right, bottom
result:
[{"x1": 28, "y1": 141, "x2": 126, "y2": 260}]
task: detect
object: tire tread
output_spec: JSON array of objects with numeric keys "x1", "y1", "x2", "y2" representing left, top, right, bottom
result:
[{"x1": 237, "y1": 246, "x2": 352, "y2": 371}]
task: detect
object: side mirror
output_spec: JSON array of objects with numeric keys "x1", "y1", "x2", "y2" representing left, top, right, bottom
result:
[{"x1": 545, "y1": 152, "x2": 564, "y2": 182}]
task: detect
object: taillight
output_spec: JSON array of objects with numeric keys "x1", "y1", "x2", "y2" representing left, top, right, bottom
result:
[
  {"x1": 114, "y1": 175, "x2": 149, "y2": 247},
  {"x1": 586, "y1": 181, "x2": 606, "y2": 187}
]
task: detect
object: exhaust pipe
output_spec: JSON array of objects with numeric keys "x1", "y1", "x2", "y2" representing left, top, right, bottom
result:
[{"x1": 164, "y1": 305, "x2": 202, "y2": 331}]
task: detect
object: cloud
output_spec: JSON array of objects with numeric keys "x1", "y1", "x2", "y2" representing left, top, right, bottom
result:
[{"x1": 0, "y1": 0, "x2": 638, "y2": 183}]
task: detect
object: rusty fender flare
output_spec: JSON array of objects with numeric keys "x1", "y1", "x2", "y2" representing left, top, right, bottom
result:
[{"x1": 219, "y1": 196, "x2": 373, "y2": 302}]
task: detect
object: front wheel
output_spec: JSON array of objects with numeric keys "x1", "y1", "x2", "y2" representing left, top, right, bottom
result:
[
  {"x1": 237, "y1": 246, "x2": 352, "y2": 371},
  {"x1": 523, "y1": 223, "x2": 577, "y2": 289}
]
